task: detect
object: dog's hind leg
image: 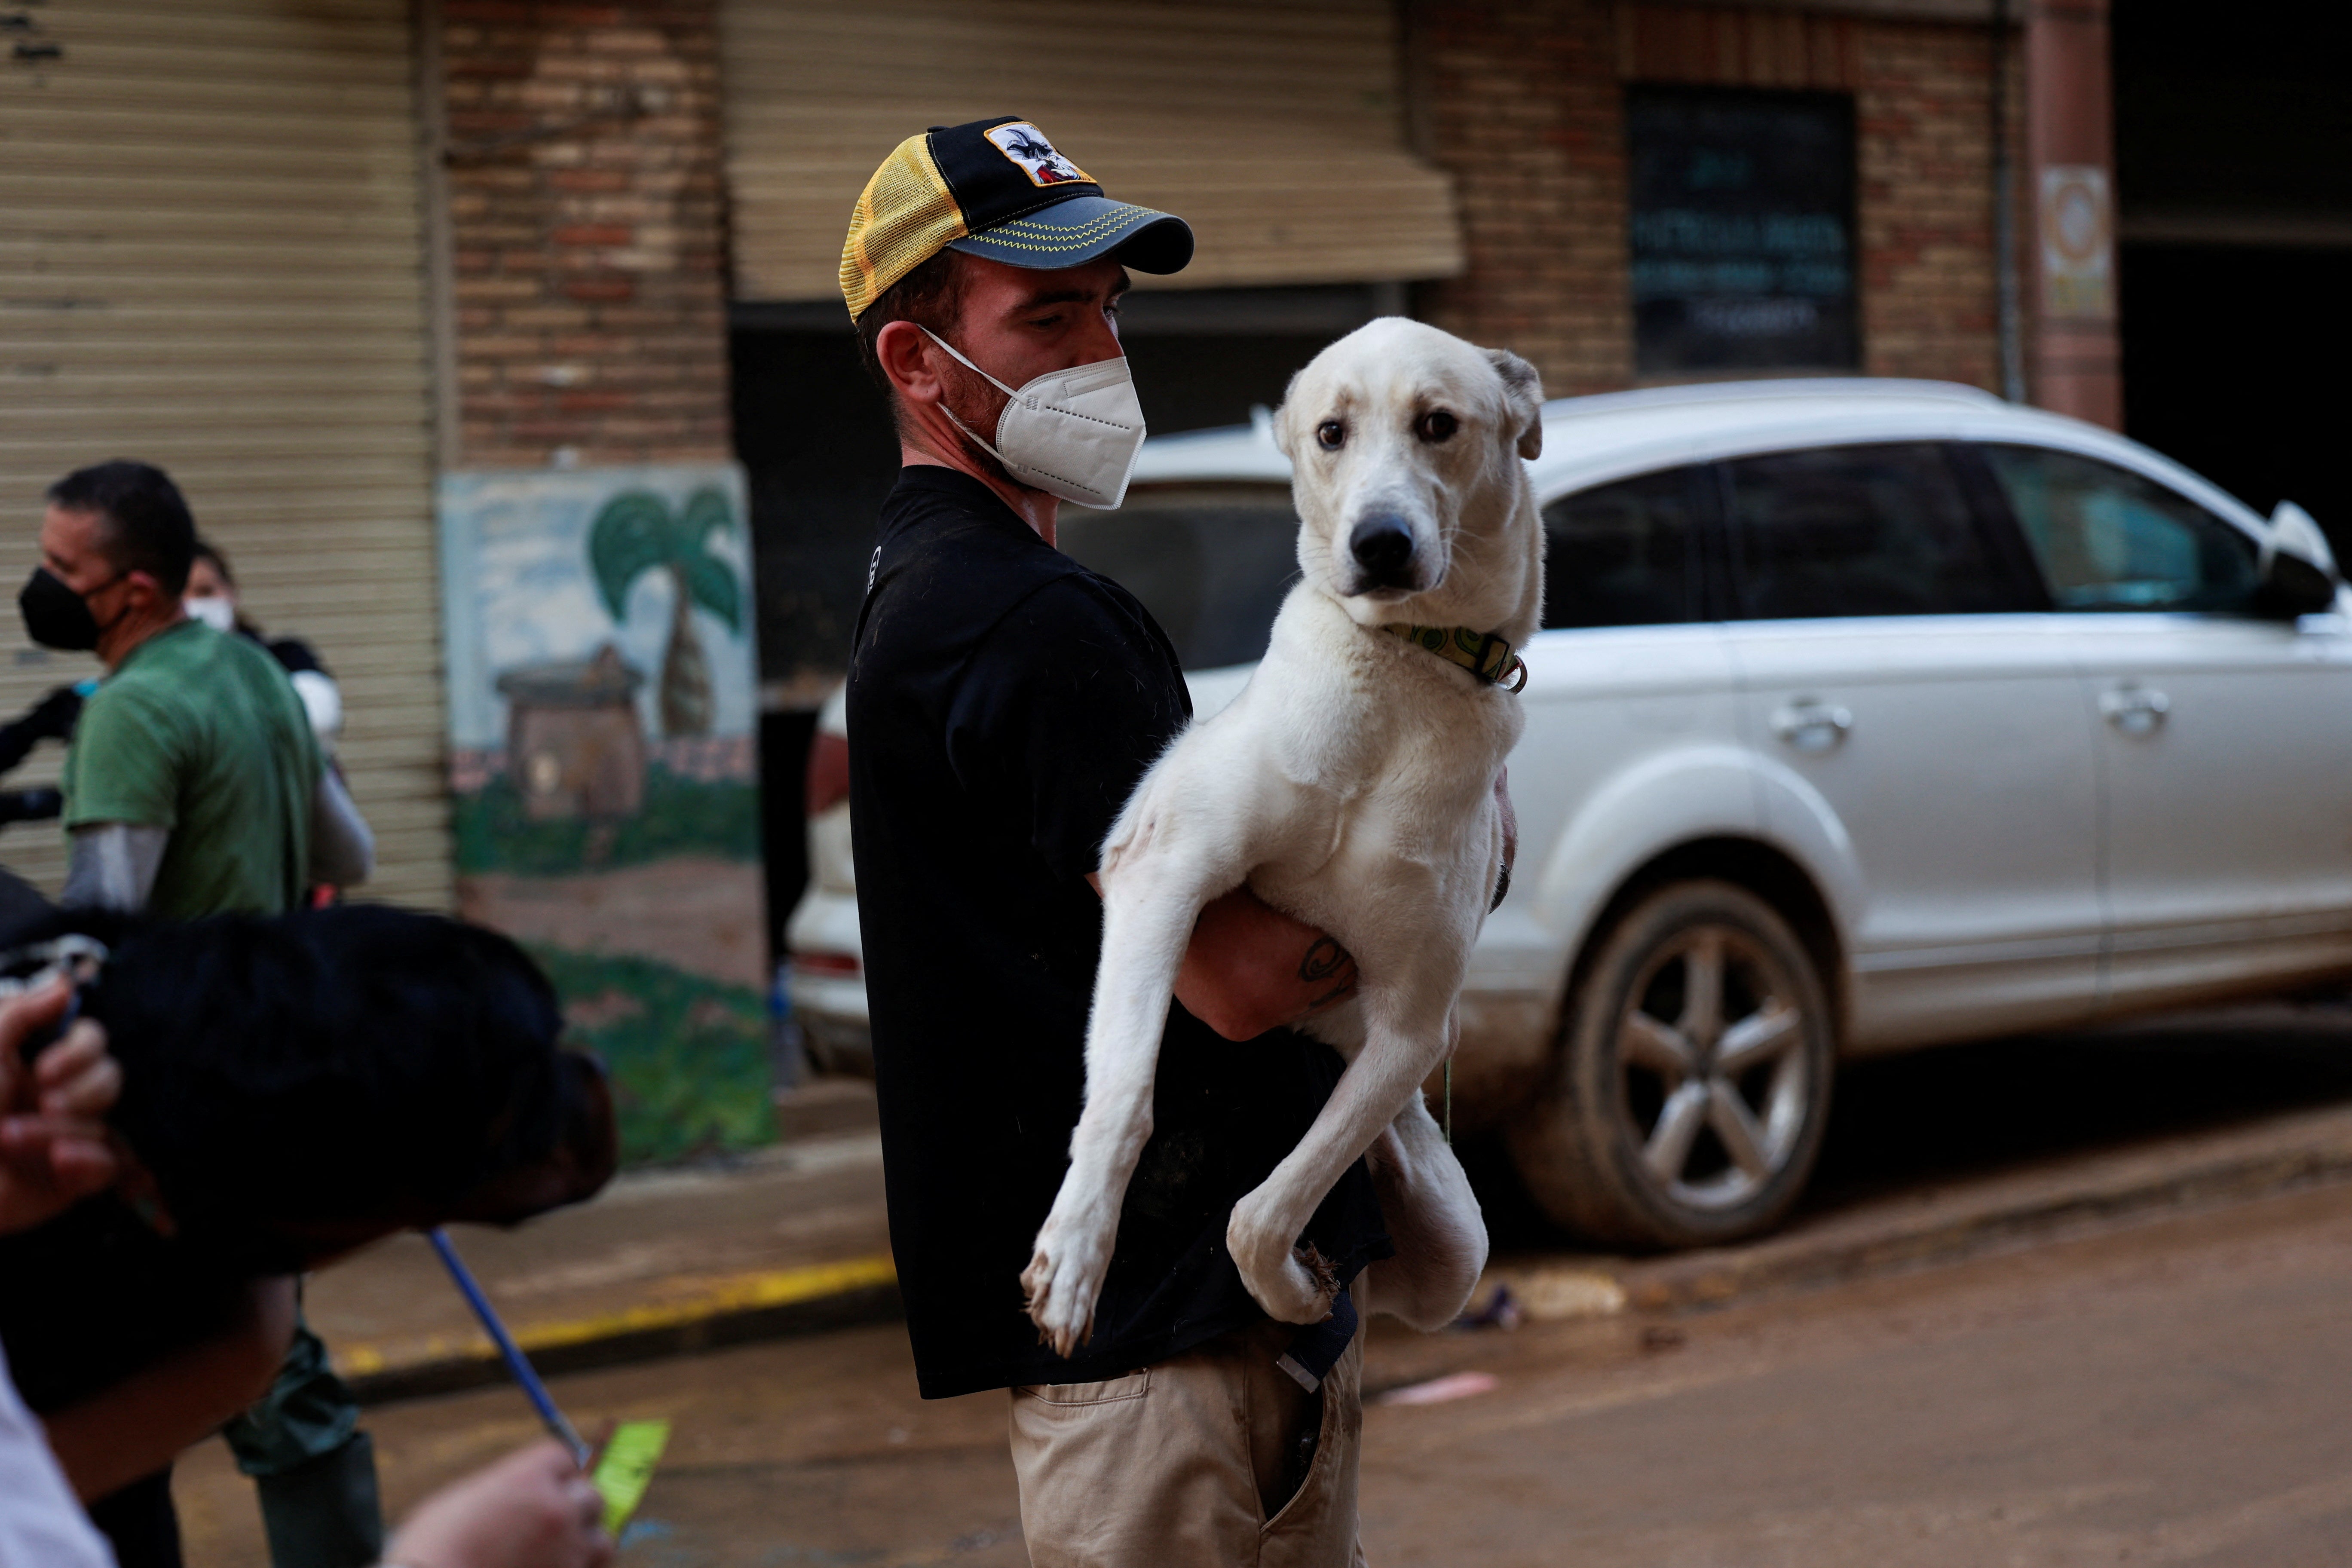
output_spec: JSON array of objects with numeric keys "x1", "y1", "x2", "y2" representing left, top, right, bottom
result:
[
  {"x1": 1357, "y1": 1082, "x2": 1489, "y2": 1330},
  {"x1": 1023, "y1": 840, "x2": 1238, "y2": 1358}
]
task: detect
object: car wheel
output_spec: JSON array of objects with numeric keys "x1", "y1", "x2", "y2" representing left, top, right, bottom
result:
[{"x1": 1506, "y1": 879, "x2": 1833, "y2": 1250}]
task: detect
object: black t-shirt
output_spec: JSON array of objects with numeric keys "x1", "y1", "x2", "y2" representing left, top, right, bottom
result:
[{"x1": 847, "y1": 466, "x2": 1389, "y2": 1400}]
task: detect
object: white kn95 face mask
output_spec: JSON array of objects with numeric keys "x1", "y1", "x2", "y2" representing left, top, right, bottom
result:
[
  {"x1": 920, "y1": 328, "x2": 1147, "y2": 510},
  {"x1": 184, "y1": 596, "x2": 236, "y2": 633}
]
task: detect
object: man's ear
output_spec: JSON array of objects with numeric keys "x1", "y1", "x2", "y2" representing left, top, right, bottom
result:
[
  {"x1": 873, "y1": 318, "x2": 940, "y2": 407},
  {"x1": 1485, "y1": 347, "x2": 1544, "y2": 460},
  {"x1": 124, "y1": 572, "x2": 168, "y2": 612}
]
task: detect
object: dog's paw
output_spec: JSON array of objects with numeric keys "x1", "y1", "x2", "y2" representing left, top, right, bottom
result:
[
  {"x1": 1227, "y1": 1207, "x2": 1339, "y2": 1326},
  {"x1": 1021, "y1": 1225, "x2": 1110, "y2": 1360}
]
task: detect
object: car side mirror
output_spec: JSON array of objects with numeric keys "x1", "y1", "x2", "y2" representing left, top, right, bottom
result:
[{"x1": 2256, "y1": 500, "x2": 2342, "y2": 619}]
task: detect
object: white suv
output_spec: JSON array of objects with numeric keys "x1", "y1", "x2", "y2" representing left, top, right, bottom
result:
[{"x1": 787, "y1": 378, "x2": 2347, "y2": 1250}]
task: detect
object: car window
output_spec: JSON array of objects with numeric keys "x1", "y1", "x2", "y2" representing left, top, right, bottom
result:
[
  {"x1": 1057, "y1": 483, "x2": 1299, "y2": 671},
  {"x1": 1542, "y1": 467, "x2": 1705, "y2": 628},
  {"x1": 1724, "y1": 442, "x2": 2022, "y2": 620},
  {"x1": 1977, "y1": 444, "x2": 2260, "y2": 612}
]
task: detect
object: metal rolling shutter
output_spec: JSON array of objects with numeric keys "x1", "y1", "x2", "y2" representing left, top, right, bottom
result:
[
  {"x1": 721, "y1": 0, "x2": 1464, "y2": 303},
  {"x1": 0, "y1": 2, "x2": 450, "y2": 909}
]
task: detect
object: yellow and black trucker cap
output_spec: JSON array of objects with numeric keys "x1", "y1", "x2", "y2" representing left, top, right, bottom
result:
[{"x1": 841, "y1": 116, "x2": 1193, "y2": 320}]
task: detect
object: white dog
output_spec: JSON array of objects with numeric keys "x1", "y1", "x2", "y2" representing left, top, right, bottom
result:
[{"x1": 1020, "y1": 318, "x2": 1547, "y2": 1356}]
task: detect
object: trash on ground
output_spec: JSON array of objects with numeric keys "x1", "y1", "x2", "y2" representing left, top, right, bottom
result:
[
  {"x1": 1453, "y1": 1283, "x2": 1523, "y2": 1331},
  {"x1": 1374, "y1": 1370, "x2": 1501, "y2": 1406}
]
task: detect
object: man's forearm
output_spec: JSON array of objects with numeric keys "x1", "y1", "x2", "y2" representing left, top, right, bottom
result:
[
  {"x1": 1174, "y1": 888, "x2": 1359, "y2": 1041},
  {"x1": 1086, "y1": 875, "x2": 1356, "y2": 1042},
  {"x1": 60, "y1": 823, "x2": 168, "y2": 912},
  {"x1": 309, "y1": 767, "x2": 374, "y2": 888},
  {"x1": 42, "y1": 1274, "x2": 297, "y2": 1500},
  {"x1": 1089, "y1": 769, "x2": 1512, "y2": 1043}
]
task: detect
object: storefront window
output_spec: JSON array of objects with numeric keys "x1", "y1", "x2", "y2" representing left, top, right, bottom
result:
[{"x1": 1626, "y1": 86, "x2": 1860, "y2": 375}]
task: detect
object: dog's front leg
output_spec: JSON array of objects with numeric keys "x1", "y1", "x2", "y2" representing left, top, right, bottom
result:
[
  {"x1": 1022, "y1": 855, "x2": 1216, "y2": 1358},
  {"x1": 1226, "y1": 992, "x2": 1455, "y2": 1323}
]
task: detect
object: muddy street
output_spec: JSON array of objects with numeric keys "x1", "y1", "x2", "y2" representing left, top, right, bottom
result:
[{"x1": 178, "y1": 1170, "x2": 2352, "y2": 1566}]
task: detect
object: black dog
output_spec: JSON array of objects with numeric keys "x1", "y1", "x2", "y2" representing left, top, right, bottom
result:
[{"x1": 0, "y1": 902, "x2": 615, "y2": 1414}]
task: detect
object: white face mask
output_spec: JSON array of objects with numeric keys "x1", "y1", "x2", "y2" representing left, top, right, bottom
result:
[
  {"x1": 920, "y1": 328, "x2": 1147, "y2": 510},
  {"x1": 184, "y1": 595, "x2": 236, "y2": 633}
]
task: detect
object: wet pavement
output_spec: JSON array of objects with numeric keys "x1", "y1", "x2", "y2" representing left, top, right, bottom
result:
[
  {"x1": 169, "y1": 1004, "x2": 2352, "y2": 1565},
  {"x1": 177, "y1": 1176, "x2": 2352, "y2": 1565}
]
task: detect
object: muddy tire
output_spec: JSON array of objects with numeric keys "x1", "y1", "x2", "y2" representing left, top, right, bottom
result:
[{"x1": 1506, "y1": 880, "x2": 1833, "y2": 1250}]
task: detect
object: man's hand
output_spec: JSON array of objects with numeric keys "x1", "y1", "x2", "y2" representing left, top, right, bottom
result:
[
  {"x1": 383, "y1": 1440, "x2": 616, "y2": 1568},
  {"x1": 0, "y1": 978, "x2": 119, "y2": 1236}
]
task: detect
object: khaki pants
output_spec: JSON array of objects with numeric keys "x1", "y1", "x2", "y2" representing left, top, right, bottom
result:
[{"x1": 1007, "y1": 1308, "x2": 1366, "y2": 1568}]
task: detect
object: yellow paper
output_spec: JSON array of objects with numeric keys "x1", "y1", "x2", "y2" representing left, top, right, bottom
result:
[{"x1": 591, "y1": 1418, "x2": 671, "y2": 1536}]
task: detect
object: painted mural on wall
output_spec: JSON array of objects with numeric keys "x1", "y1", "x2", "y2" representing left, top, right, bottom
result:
[{"x1": 440, "y1": 465, "x2": 766, "y2": 1164}]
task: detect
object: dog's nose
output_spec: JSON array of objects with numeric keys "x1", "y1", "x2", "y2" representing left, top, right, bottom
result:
[{"x1": 1349, "y1": 516, "x2": 1415, "y2": 582}]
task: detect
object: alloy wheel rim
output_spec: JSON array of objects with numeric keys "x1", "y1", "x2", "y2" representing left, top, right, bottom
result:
[{"x1": 1612, "y1": 923, "x2": 1811, "y2": 1213}]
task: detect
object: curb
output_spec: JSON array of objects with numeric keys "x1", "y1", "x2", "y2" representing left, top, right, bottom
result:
[
  {"x1": 341, "y1": 1102, "x2": 2352, "y2": 1405},
  {"x1": 1626, "y1": 1123, "x2": 2352, "y2": 1316},
  {"x1": 340, "y1": 1256, "x2": 902, "y2": 1406},
  {"x1": 1483, "y1": 1100, "x2": 2352, "y2": 1325}
]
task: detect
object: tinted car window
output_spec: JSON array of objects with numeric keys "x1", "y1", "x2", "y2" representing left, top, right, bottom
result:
[
  {"x1": 1057, "y1": 483, "x2": 1298, "y2": 671},
  {"x1": 1542, "y1": 467, "x2": 1704, "y2": 628},
  {"x1": 1725, "y1": 442, "x2": 2019, "y2": 620},
  {"x1": 1978, "y1": 444, "x2": 2260, "y2": 612}
]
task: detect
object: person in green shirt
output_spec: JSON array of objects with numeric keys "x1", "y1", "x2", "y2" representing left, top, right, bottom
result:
[
  {"x1": 20, "y1": 459, "x2": 376, "y2": 1568},
  {"x1": 30, "y1": 465, "x2": 371, "y2": 916}
]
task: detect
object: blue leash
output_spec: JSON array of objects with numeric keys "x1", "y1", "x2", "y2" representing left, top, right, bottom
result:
[{"x1": 426, "y1": 1228, "x2": 591, "y2": 1466}]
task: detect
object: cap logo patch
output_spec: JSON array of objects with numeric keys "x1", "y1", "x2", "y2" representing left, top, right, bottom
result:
[{"x1": 986, "y1": 122, "x2": 1091, "y2": 188}]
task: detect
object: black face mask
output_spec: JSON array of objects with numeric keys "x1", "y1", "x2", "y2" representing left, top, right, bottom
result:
[{"x1": 18, "y1": 567, "x2": 115, "y2": 653}]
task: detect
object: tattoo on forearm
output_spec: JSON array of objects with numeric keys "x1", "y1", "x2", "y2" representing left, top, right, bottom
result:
[
  {"x1": 1299, "y1": 936, "x2": 1358, "y2": 1014},
  {"x1": 1298, "y1": 936, "x2": 1350, "y2": 984},
  {"x1": 1306, "y1": 978, "x2": 1358, "y2": 1013}
]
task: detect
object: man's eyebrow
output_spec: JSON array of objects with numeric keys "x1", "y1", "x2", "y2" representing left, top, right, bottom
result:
[{"x1": 1014, "y1": 276, "x2": 1131, "y2": 311}]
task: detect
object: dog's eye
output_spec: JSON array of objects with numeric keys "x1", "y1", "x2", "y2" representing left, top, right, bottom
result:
[
  {"x1": 1415, "y1": 410, "x2": 1460, "y2": 444},
  {"x1": 1316, "y1": 420, "x2": 1346, "y2": 452}
]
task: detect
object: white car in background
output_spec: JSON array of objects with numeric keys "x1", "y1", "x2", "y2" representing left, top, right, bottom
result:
[{"x1": 788, "y1": 378, "x2": 2349, "y2": 1250}]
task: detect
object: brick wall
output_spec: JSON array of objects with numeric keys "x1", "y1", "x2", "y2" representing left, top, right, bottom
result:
[
  {"x1": 439, "y1": 0, "x2": 732, "y2": 468},
  {"x1": 1411, "y1": 0, "x2": 1635, "y2": 397},
  {"x1": 1852, "y1": 20, "x2": 2009, "y2": 389},
  {"x1": 1411, "y1": 0, "x2": 2013, "y2": 395}
]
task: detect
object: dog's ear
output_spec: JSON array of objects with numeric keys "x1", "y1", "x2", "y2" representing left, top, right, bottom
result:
[
  {"x1": 1269, "y1": 368, "x2": 1306, "y2": 461},
  {"x1": 1485, "y1": 347, "x2": 1544, "y2": 460}
]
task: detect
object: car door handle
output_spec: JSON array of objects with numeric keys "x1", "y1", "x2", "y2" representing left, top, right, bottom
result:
[
  {"x1": 1770, "y1": 698, "x2": 1853, "y2": 754},
  {"x1": 2098, "y1": 684, "x2": 2171, "y2": 737}
]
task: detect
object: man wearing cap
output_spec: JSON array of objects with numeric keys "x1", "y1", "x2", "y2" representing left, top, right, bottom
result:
[{"x1": 842, "y1": 118, "x2": 1396, "y2": 1565}]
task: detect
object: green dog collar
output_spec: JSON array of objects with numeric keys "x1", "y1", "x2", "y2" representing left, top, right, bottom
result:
[{"x1": 1382, "y1": 623, "x2": 1528, "y2": 693}]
